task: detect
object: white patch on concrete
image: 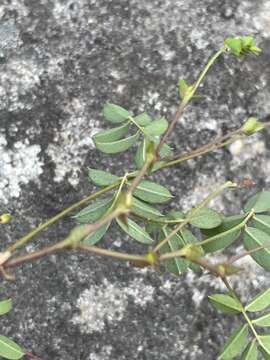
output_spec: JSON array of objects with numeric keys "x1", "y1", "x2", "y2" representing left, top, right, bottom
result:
[
  {"x1": 253, "y1": 1, "x2": 270, "y2": 37},
  {"x1": 46, "y1": 97, "x2": 98, "y2": 186},
  {"x1": 0, "y1": 135, "x2": 43, "y2": 204},
  {"x1": 88, "y1": 346, "x2": 113, "y2": 360},
  {"x1": 0, "y1": 59, "x2": 42, "y2": 111},
  {"x1": 180, "y1": 175, "x2": 226, "y2": 213},
  {"x1": 72, "y1": 278, "x2": 154, "y2": 334}
]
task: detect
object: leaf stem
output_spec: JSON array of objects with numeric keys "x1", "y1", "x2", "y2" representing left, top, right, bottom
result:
[
  {"x1": 153, "y1": 181, "x2": 236, "y2": 253},
  {"x1": 221, "y1": 277, "x2": 262, "y2": 346},
  {"x1": 197, "y1": 210, "x2": 254, "y2": 247}
]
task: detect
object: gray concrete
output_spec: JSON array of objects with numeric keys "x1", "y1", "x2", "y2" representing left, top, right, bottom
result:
[{"x1": 0, "y1": 0, "x2": 270, "y2": 359}]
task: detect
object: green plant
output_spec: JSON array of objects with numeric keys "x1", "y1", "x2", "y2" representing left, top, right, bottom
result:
[{"x1": 1, "y1": 35, "x2": 270, "y2": 359}]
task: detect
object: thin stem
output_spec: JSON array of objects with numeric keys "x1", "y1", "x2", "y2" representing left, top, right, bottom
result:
[
  {"x1": 227, "y1": 241, "x2": 270, "y2": 265},
  {"x1": 153, "y1": 181, "x2": 237, "y2": 253},
  {"x1": 156, "y1": 47, "x2": 225, "y2": 155},
  {"x1": 128, "y1": 116, "x2": 147, "y2": 135},
  {"x1": 197, "y1": 210, "x2": 254, "y2": 247},
  {"x1": 78, "y1": 244, "x2": 146, "y2": 262},
  {"x1": 190, "y1": 48, "x2": 225, "y2": 97},
  {"x1": 221, "y1": 277, "x2": 261, "y2": 345},
  {"x1": 127, "y1": 160, "x2": 152, "y2": 195},
  {"x1": 4, "y1": 242, "x2": 146, "y2": 270},
  {"x1": 6, "y1": 182, "x2": 120, "y2": 253},
  {"x1": 156, "y1": 100, "x2": 188, "y2": 155}
]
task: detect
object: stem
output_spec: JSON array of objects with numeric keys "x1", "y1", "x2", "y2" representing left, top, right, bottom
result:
[
  {"x1": 7, "y1": 182, "x2": 120, "y2": 253},
  {"x1": 197, "y1": 210, "x2": 254, "y2": 247},
  {"x1": 156, "y1": 47, "x2": 225, "y2": 155},
  {"x1": 153, "y1": 181, "x2": 236, "y2": 253},
  {"x1": 221, "y1": 277, "x2": 262, "y2": 345},
  {"x1": 228, "y1": 241, "x2": 270, "y2": 265},
  {"x1": 128, "y1": 116, "x2": 147, "y2": 135},
  {"x1": 190, "y1": 48, "x2": 225, "y2": 97},
  {"x1": 78, "y1": 244, "x2": 146, "y2": 262},
  {"x1": 4, "y1": 242, "x2": 146, "y2": 270}
]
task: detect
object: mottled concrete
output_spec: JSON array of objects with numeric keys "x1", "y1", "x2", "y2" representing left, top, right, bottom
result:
[{"x1": 0, "y1": 0, "x2": 270, "y2": 359}]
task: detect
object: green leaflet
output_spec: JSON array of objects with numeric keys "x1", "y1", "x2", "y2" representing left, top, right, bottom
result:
[
  {"x1": 219, "y1": 324, "x2": 249, "y2": 360},
  {"x1": 259, "y1": 335, "x2": 270, "y2": 356},
  {"x1": 135, "y1": 140, "x2": 147, "y2": 169},
  {"x1": 189, "y1": 208, "x2": 222, "y2": 229},
  {"x1": 0, "y1": 299, "x2": 12, "y2": 316},
  {"x1": 252, "y1": 313, "x2": 270, "y2": 327},
  {"x1": 94, "y1": 131, "x2": 139, "y2": 154},
  {"x1": 103, "y1": 103, "x2": 130, "y2": 123},
  {"x1": 208, "y1": 294, "x2": 242, "y2": 314},
  {"x1": 0, "y1": 336, "x2": 25, "y2": 360},
  {"x1": 179, "y1": 79, "x2": 189, "y2": 99},
  {"x1": 241, "y1": 340, "x2": 258, "y2": 360},
  {"x1": 260, "y1": 347, "x2": 270, "y2": 359},
  {"x1": 201, "y1": 214, "x2": 246, "y2": 253},
  {"x1": 135, "y1": 139, "x2": 172, "y2": 170},
  {"x1": 143, "y1": 118, "x2": 168, "y2": 137},
  {"x1": 133, "y1": 113, "x2": 152, "y2": 126},
  {"x1": 245, "y1": 288, "x2": 270, "y2": 312},
  {"x1": 244, "y1": 227, "x2": 270, "y2": 271},
  {"x1": 73, "y1": 197, "x2": 113, "y2": 224},
  {"x1": 131, "y1": 197, "x2": 163, "y2": 220},
  {"x1": 133, "y1": 180, "x2": 173, "y2": 204},
  {"x1": 159, "y1": 227, "x2": 189, "y2": 275},
  {"x1": 116, "y1": 217, "x2": 154, "y2": 245},
  {"x1": 244, "y1": 191, "x2": 270, "y2": 213},
  {"x1": 92, "y1": 122, "x2": 130, "y2": 143},
  {"x1": 83, "y1": 222, "x2": 111, "y2": 246},
  {"x1": 88, "y1": 168, "x2": 120, "y2": 186},
  {"x1": 252, "y1": 215, "x2": 270, "y2": 236}
]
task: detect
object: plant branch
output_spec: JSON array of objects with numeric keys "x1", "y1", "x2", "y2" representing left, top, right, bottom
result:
[
  {"x1": 6, "y1": 182, "x2": 120, "y2": 254},
  {"x1": 156, "y1": 47, "x2": 225, "y2": 155}
]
